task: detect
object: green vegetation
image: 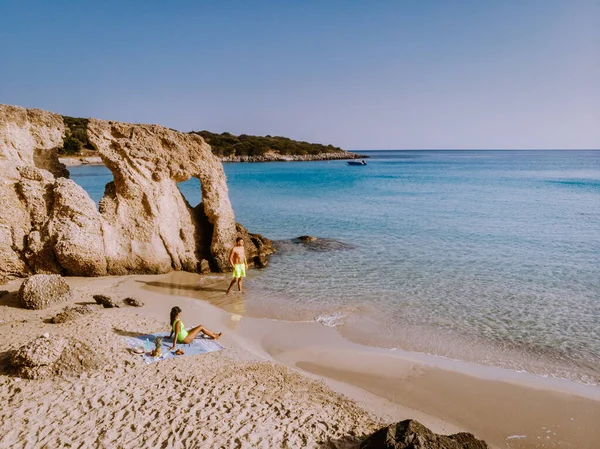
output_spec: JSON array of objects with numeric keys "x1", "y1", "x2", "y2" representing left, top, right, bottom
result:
[
  {"x1": 192, "y1": 131, "x2": 344, "y2": 158},
  {"x1": 56, "y1": 116, "x2": 346, "y2": 159},
  {"x1": 59, "y1": 116, "x2": 93, "y2": 155}
]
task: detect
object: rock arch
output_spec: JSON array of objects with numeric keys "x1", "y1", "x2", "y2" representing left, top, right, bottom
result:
[{"x1": 0, "y1": 104, "x2": 265, "y2": 282}]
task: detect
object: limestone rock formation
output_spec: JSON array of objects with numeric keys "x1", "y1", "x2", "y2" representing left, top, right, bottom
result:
[
  {"x1": 360, "y1": 420, "x2": 489, "y2": 449},
  {"x1": 235, "y1": 223, "x2": 274, "y2": 268},
  {"x1": 0, "y1": 104, "x2": 271, "y2": 280},
  {"x1": 18, "y1": 274, "x2": 73, "y2": 310},
  {"x1": 11, "y1": 335, "x2": 106, "y2": 379}
]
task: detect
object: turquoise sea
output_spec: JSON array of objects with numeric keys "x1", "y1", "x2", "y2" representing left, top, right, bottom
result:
[{"x1": 70, "y1": 150, "x2": 600, "y2": 385}]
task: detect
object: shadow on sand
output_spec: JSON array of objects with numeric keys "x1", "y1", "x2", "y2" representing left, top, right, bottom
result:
[
  {"x1": 112, "y1": 327, "x2": 147, "y2": 338},
  {"x1": 135, "y1": 280, "x2": 224, "y2": 294},
  {"x1": 0, "y1": 291, "x2": 21, "y2": 309},
  {"x1": 316, "y1": 434, "x2": 367, "y2": 448}
]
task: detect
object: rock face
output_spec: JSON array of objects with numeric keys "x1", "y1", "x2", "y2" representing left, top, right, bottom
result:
[
  {"x1": 11, "y1": 335, "x2": 106, "y2": 379},
  {"x1": 0, "y1": 104, "x2": 270, "y2": 281},
  {"x1": 18, "y1": 274, "x2": 73, "y2": 310},
  {"x1": 235, "y1": 223, "x2": 274, "y2": 268},
  {"x1": 360, "y1": 420, "x2": 489, "y2": 449}
]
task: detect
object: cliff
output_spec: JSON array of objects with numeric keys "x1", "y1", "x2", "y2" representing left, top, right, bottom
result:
[{"x1": 0, "y1": 104, "x2": 272, "y2": 282}]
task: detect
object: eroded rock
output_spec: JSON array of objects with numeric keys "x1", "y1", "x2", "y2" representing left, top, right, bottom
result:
[
  {"x1": 360, "y1": 419, "x2": 489, "y2": 449},
  {"x1": 93, "y1": 294, "x2": 119, "y2": 308},
  {"x1": 123, "y1": 297, "x2": 144, "y2": 307},
  {"x1": 11, "y1": 335, "x2": 106, "y2": 379},
  {"x1": 0, "y1": 104, "x2": 272, "y2": 280},
  {"x1": 235, "y1": 223, "x2": 275, "y2": 268},
  {"x1": 18, "y1": 274, "x2": 73, "y2": 310}
]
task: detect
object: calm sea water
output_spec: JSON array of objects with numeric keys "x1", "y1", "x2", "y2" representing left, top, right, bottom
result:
[{"x1": 69, "y1": 150, "x2": 600, "y2": 384}]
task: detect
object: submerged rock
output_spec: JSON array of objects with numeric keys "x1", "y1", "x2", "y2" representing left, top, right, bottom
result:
[
  {"x1": 18, "y1": 274, "x2": 73, "y2": 310},
  {"x1": 0, "y1": 104, "x2": 272, "y2": 280},
  {"x1": 360, "y1": 419, "x2": 489, "y2": 449},
  {"x1": 281, "y1": 236, "x2": 356, "y2": 252},
  {"x1": 297, "y1": 235, "x2": 317, "y2": 243},
  {"x1": 11, "y1": 335, "x2": 106, "y2": 379}
]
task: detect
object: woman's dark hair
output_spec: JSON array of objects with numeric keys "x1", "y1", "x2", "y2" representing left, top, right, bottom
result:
[
  {"x1": 170, "y1": 306, "x2": 182, "y2": 326},
  {"x1": 236, "y1": 237, "x2": 243, "y2": 244}
]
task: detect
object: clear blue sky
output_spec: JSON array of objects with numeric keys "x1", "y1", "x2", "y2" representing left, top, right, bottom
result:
[{"x1": 1, "y1": 0, "x2": 598, "y2": 149}]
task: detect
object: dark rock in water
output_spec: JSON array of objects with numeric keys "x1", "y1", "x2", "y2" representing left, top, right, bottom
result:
[
  {"x1": 51, "y1": 305, "x2": 96, "y2": 323},
  {"x1": 11, "y1": 335, "x2": 106, "y2": 379},
  {"x1": 123, "y1": 297, "x2": 144, "y2": 307},
  {"x1": 287, "y1": 236, "x2": 356, "y2": 252},
  {"x1": 235, "y1": 223, "x2": 275, "y2": 268},
  {"x1": 93, "y1": 294, "x2": 119, "y2": 308},
  {"x1": 0, "y1": 290, "x2": 9, "y2": 298},
  {"x1": 18, "y1": 274, "x2": 73, "y2": 310},
  {"x1": 360, "y1": 420, "x2": 489, "y2": 449},
  {"x1": 297, "y1": 235, "x2": 317, "y2": 243}
]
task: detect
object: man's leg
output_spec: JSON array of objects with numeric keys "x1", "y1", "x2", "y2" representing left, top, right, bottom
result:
[
  {"x1": 237, "y1": 277, "x2": 243, "y2": 292},
  {"x1": 226, "y1": 278, "x2": 237, "y2": 294}
]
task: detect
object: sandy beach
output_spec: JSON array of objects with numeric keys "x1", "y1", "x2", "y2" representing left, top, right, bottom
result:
[{"x1": 1, "y1": 272, "x2": 598, "y2": 449}]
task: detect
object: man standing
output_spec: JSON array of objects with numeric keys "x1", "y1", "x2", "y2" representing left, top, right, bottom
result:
[{"x1": 226, "y1": 237, "x2": 248, "y2": 294}]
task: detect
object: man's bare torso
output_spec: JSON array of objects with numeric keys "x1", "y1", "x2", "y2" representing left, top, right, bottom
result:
[{"x1": 231, "y1": 245, "x2": 245, "y2": 265}]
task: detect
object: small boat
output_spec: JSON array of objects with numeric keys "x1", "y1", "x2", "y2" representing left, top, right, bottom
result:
[{"x1": 347, "y1": 160, "x2": 367, "y2": 166}]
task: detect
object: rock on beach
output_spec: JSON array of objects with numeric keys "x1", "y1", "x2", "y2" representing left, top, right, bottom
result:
[{"x1": 17, "y1": 274, "x2": 73, "y2": 310}]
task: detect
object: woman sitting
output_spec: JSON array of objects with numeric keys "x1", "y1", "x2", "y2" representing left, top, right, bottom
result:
[{"x1": 168, "y1": 306, "x2": 221, "y2": 351}]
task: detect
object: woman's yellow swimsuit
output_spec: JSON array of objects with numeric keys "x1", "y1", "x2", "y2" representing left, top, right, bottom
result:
[{"x1": 173, "y1": 319, "x2": 189, "y2": 343}]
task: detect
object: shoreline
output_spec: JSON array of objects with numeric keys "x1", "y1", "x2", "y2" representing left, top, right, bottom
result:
[
  {"x1": 3, "y1": 272, "x2": 598, "y2": 448},
  {"x1": 59, "y1": 151, "x2": 366, "y2": 166}
]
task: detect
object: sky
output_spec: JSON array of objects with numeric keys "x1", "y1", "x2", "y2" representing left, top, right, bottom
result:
[{"x1": 0, "y1": 0, "x2": 598, "y2": 150}]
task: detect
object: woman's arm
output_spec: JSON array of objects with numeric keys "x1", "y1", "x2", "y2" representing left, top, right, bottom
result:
[{"x1": 169, "y1": 321, "x2": 180, "y2": 350}]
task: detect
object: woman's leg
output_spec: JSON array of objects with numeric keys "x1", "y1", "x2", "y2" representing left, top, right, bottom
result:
[{"x1": 182, "y1": 325, "x2": 221, "y2": 343}]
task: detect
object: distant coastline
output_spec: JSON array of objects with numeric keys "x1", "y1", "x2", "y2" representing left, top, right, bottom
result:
[
  {"x1": 58, "y1": 117, "x2": 365, "y2": 163},
  {"x1": 59, "y1": 150, "x2": 365, "y2": 166}
]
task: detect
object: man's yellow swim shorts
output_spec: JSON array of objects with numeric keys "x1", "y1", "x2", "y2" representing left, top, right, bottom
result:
[{"x1": 233, "y1": 263, "x2": 246, "y2": 278}]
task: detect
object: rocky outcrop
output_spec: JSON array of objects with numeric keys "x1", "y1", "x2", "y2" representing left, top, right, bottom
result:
[
  {"x1": 18, "y1": 274, "x2": 73, "y2": 310},
  {"x1": 0, "y1": 104, "x2": 270, "y2": 281},
  {"x1": 10, "y1": 334, "x2": 106, "y2": 379},
  {"x1": 235, "y1": 223, "x2": 274, "y2": 268},
  {"x1": 360, "y1": 420, "x2": 489, "y2": 449},
  {"x1": 297, "y1": 235, "x2": 318, "y2": 243}
]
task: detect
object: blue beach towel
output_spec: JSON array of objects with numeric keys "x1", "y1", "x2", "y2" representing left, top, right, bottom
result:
[{"x1": 124, "y1": 331, "x2": 224, "y2": 364}]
